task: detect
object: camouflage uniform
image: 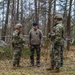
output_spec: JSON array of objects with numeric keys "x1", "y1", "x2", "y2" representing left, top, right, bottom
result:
[
  {"x1": 49, "y1": 14, "x2": 64, "y2": 71},
  {"x1": 12, "y1": 23, "x2": 24, "y2": 67}
]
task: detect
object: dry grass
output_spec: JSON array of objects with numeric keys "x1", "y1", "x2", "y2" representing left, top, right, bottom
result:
[{"x1": 0, "y1": 46, "x2": 75, "y2": 75}]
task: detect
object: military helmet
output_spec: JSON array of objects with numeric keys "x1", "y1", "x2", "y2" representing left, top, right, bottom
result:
[
  {"x1": 54, "y1": 14, "x2": 63, "y2": 19},
  {"x1": 15, "y1": 23, "x2": 22, "y2": 28}
]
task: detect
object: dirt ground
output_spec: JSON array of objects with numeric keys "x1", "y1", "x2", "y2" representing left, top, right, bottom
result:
[{"x1": 0, "y1": 46, "x2": 75, "y2": 75}]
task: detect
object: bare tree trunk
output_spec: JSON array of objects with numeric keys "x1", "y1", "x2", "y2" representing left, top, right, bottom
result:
[
  {"x1": 67, "y1": 0, "x2": 73, "y2": 50},
  {"x1": 1, "y1": 0, "x2": 4, "y2": 40},
  {"x1": 29, "y1": 0, "x2": 30, "y2": 17},
  {"x1": 47, "y1": 0, "x2": 52, "y2": 36},
  {"x1": 34, "y1": 0, "x2": 38, "y2": 23},
  {"x1": 21, "y1": 0, "x2": 23, "y2": 21},
  {"x1": 74, "y1": 0, "x2": 75, "y2": 41},
  {"x1": 3, "y1": 0, "x2": 10, "y2": 41},
  {"x1": 10, "y1": 3, "x2": 14, "y2": 58},
  {"x1": 45, "y1": 12, "x2": 47, "y2": 36},
  {"x1": 43, "y1": 1, "x2": 47, "y2": 36},
  {"x1": 63, "y1": 0, "x2": 68, "y2": 48},
  {"x1": 11, "y1": 0, "x2": 15, "y2": 31},
  {"x1": 17, "y1": 0, "x2": 19, "y2": 21},
  {"x1": 54, "y1": 0, "x2": 56, "y2": 14},
  {"x1": 63, "y1": 0, "x2": 68, "y2": 18},
  {"x1": 21, "y1": 0, "x2": 24, "y2": 35},
  {"x1": 52, "y1": 0, "x2": 56, "y2": 26},
  {"x1": 37, "y1": 0, "x2": 40, "y2": 24},
  {"x1": 14, "y1": 0, "x2": 17, "y2": 25}
]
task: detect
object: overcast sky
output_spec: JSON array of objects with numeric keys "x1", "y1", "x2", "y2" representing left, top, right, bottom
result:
[{"x1": 0, "y1": 0, "x2": 2, "y2": 2}]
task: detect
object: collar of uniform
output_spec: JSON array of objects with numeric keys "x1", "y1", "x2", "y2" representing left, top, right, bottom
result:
[
  {"x1": 32, "y1": 28, "x2": 38, "y2": 31},
  {"x1": 57, "y1": 21, "x2": 62, "y2": 24},
  {"x1": 15, "y1": 29, "x2": 19, "y2": 32},
  {"x1": 54, "y1": 21, "x2": 62, "y2": 26}
]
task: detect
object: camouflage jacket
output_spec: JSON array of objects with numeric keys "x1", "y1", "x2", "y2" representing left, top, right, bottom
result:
[
  {"x1": 50, "y1": 21, "x2": 64, "y2": 45},
  {"x1": 12, "y1": 30, "x2": 25, "y2": 48}
]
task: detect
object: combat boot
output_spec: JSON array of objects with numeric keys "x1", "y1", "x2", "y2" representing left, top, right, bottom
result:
[
  {"x1": 17, "y1": 64, "x2": 22, "y2": 67},
  {"x1": 51, "y1": 68, "x2": 60, "y2": 73},
  {"x1": 16, "y1": 61, "x2": 21, "y2": 67},
  {"x1": 11, "y1": 64, "x2": 16, "y2": 69},
  {"x1": 29, "y1": 63, "x2": 34, "y2": 67},
  {"x1": 36, "y1": 63, "x2": 40, "y2": 67},
  {"x1": 46, "y1": 65, "x2": 54, "y2": 71}
]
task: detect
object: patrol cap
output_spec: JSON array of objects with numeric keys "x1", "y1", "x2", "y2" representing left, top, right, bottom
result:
[
  {"x1": 33, "y1": 22, "x2": 38, "y2": 26},
  {"x1": 54, "y1": 14, "x2": 63, "y2": 19},
  {"x1": 15, "y1": 23, "x2": 22, "y2": 28}
]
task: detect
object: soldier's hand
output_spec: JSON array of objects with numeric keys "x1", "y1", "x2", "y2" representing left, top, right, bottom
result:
[
  {"x1": 50, "y1": 32, "x2": 55, "y2": 37},
  {"x1": 48, "y1": 32, "x2": 55, "y2": 39}
]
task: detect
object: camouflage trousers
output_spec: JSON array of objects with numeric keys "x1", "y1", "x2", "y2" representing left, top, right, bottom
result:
[
  {"x1": 50, "y1": 43, "x2": 64, "y2": 68},
  {"x1": 12, "y1": 47, "x2": 22, "y2": 66},
  {"x1": 30, "y1": 45, "x2": 41, "y2": 65}
]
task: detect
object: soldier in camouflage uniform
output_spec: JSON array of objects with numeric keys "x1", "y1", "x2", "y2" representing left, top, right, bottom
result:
[
  {"x1": 12, "y1": 23, "x2": 25, "y2": 68},
  {"x1": 29, "y1": 22, "x2": 43, "y2": 67},
  {"x1": 46, "y1": 14, "x2": 64, "y2": 73}
]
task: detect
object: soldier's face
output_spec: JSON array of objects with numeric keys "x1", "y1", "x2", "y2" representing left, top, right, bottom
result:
[
  {"x1": 17, "y1": 27, "x2": 22, "y2": 32},
  {"x1": 33, "y1": 26, "x2": 38, "y2": 30},
  {"x1": 54, "y1": 18, "x2": 58, "y2": 23}
]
